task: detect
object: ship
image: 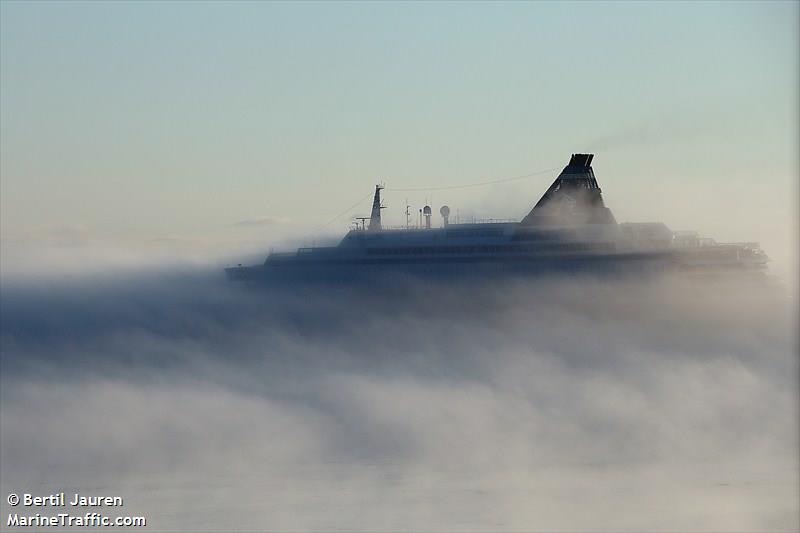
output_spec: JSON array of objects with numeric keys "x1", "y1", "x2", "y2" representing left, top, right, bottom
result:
[{"x1": 225, "y1": 154, "x2": 768, "y2": 283}]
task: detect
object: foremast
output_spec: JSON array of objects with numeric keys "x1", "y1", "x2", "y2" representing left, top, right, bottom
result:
[{"x1": 369, "y1": 184, "x2": 385, "y2": 231}]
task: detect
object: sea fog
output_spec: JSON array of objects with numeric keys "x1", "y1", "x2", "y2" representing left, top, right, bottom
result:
[{"x1": 0, "y1": 265, "x2": 797, "y2": 531}]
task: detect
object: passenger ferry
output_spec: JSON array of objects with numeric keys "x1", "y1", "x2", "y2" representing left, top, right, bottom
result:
[{"x1": 226, "y1": 154, "x2": 768, "y2": 283}]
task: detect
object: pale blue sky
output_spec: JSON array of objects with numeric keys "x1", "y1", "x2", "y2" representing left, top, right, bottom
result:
[{"x1": 1, "y1": 1, "x2": 797, "y2": 271}]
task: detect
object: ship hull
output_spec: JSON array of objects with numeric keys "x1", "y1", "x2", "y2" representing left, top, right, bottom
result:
[{"x1": 224, "y1": 252, "x2": 695, "y2": 285}]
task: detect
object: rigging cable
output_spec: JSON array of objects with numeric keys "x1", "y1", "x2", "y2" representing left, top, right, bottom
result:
[
  {"x1": 386, "y1": 166, "x2": 559, "y2": 192},
  {"x1": 320, "y1": 191, "x2": 374, "y2": 228},
  {"x1": 320, "y1": 164, "x2": 559, "y2": 227}
]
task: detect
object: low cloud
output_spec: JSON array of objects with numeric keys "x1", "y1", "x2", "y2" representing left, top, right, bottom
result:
[
  {"x1": 0, "y1": 270, "x2": 797, "y2": 531},
  {"x1": 233, "y1": 216, "x2": 292, "y2": 228}
]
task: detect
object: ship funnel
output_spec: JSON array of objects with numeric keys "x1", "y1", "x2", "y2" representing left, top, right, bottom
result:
[{"x1": 521, "y1": 153, "x2": 616, "y2": 226}]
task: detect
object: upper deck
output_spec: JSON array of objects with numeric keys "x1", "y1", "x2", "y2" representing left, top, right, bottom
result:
[{"x1": 248, "y1": 154, "x2": 763, "y2": 271}]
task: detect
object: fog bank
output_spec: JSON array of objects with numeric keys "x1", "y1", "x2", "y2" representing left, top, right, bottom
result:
[{"x1": 1, "y1": 270, "x2": 797, "y2": 531}]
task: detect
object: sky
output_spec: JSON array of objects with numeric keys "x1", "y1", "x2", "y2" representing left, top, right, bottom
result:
[{"x1": 1, "y1": 1, "x2": 797, "y2": 278}]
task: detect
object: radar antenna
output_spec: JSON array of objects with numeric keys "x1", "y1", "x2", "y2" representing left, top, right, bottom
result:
[
  {"x1": 355, "y1": 216, "x2": 369, "y2": 231},
  {"x1": 440, "y1": 205, "x2": 450, "y2": 227}
]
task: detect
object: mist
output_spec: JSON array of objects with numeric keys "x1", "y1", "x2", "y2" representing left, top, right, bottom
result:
[{"x1": 1, "y1": 262, "x2": 797, "y2": 531}]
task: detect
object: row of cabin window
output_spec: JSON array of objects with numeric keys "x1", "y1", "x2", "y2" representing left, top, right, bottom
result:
[
  {"x1": 365, "y1": 243, "x2": 614, "y2": 256},
  {"x1": 510, "y1": 231, "x2": 571, "y2": 242},
  {"x1": 349, "y1": 229, "x2": 565, "y2": 243},
  {"x1": 445, "y1": 229, "x2": 504, "y2": 238},
  {"x1": 350, "y1": 229, "x2": 505, "y2": 242}
]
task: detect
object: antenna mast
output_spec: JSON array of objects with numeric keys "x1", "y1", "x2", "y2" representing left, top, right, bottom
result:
[{"x1": 368, "y1": 184, "x2": 386, "y2": 231}]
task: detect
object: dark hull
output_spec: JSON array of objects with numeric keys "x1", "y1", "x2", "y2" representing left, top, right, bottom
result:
[{"x1": 224, "y1": 252, "x2": 695, "y2": 285}]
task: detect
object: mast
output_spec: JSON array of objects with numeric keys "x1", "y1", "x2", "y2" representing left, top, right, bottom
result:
[{"x1": 368, "y1": 184, "x2": 385, "y2": 231}]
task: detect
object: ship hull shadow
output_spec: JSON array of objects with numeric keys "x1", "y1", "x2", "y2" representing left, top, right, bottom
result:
[{"x1": 225, "y1": 253, "x2": 765, "y2": 287}]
